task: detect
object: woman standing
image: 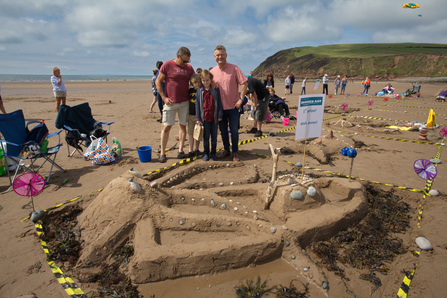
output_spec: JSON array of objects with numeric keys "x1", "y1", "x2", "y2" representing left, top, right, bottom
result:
[
  {"x1": 51, "y1": 67, "x2": 67, "y2": 112},
  {"x1": 263, "y1": 73, "x2": 275, "y2": 89}
]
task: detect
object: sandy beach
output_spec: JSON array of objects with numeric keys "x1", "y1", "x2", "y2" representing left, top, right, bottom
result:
[{"x1": 0, "y1": 79, "x2": 446, "y2": 298}]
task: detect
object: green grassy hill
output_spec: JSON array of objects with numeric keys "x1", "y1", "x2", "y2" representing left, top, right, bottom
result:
[{"x1": 253, "y1": 43, "x2": 447, "y2": 79}]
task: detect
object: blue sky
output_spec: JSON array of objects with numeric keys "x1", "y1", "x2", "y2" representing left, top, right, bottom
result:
[{"x1": 1, "y1": 0, "x2": 446, "y2": 76}]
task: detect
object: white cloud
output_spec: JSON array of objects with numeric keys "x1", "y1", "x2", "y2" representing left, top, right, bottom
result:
[{"x1": 133, "y1": 51, "x2": 151, "y2": 57}]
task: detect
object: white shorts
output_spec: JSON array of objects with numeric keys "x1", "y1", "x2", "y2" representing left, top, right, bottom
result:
[
  {"x1": 54, "y1": 90, "x2": 67, "y2": 97},
  {"x1": 162, "y1": 100, "x2": 189, "y2": 126}
]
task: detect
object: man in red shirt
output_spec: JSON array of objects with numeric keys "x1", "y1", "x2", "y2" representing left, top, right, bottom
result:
[
  {"x1": 155, "y1": 47, "x2": 195, "y2": 162},
  {"x1": 210, "y1": 45, "x2": 248, "y2": 162}
]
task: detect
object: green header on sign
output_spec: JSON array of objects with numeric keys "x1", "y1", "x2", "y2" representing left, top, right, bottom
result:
[{"x1": 300, "y1": 97, "x2": 323, "y2": 107}]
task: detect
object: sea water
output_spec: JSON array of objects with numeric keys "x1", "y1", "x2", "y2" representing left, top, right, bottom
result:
[{"x1": 0, "y1": 74, "x2": 152, "y2": 82}]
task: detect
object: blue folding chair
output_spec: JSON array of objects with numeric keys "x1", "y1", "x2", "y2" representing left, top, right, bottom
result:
[
  {"x1": 0, "y1": 110, "x2": 65, "y2": 187},
  {"x1": 55, "y1": 102, "x2": 114, "y2": 158}
]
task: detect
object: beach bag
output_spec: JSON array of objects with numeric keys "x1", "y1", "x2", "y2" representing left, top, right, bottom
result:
[
  {"x1": 26, "y1": 122, "x2": 49, "y2": 144},
  {"x1": 84, "y1": 137, "x2": 115, "y2": 165},
  {"x1": 84, "y1": 137, "x2": 100, "y2": 158},
  {"x1": 193, "y1": 123, "x2": 203, "y2": 141}
]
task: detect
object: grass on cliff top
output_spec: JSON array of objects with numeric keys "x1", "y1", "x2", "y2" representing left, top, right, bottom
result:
[{"x1": 286, "y1": 43, "x2": 447, "y2": 59}]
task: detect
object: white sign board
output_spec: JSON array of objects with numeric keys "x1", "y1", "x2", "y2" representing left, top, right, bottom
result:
[{"x1": 295, "y1": 94, "x2": 326, "y2": 141}]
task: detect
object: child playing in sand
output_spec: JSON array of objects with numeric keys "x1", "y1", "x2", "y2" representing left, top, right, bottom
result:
[
  {"x1": 185, "y1": 74, "x2": 203, "y2": 158},
  {"x1": 195, "y1": 70, "x2": 223, "y2": 161}
]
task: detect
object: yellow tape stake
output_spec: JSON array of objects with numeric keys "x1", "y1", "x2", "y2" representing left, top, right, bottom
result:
[{"x1": 34, "y1": 221, "x2": 85, "y2": 297}]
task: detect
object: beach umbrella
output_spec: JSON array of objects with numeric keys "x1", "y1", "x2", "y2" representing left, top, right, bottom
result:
[
  {"x1": 13, "y1": 172, "x2": 46, "y2": 222},
  {"x1": 403, "y1": 3, "x2": 420, "y2": 9},
  {"x1": 414, "y1": 159, "x2": 437, "y2": 181}
]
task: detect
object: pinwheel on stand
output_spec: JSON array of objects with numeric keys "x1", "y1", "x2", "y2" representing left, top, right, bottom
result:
[
  {"x1": 13, "y1": 173, "x2": 46, "y2": 222},
  {"x1": 414, "y1": 159, "x2": 437, "y2": 181},
  {"x1": 341, "y1": 147, "x2": 358, "y2": 181}
]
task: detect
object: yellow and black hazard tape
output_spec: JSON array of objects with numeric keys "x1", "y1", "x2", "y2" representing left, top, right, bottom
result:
[
  {"x1": 390, "y1": 101, "x2": 446, "y2": 106},
  {"x1": 247, "y1": 151, "x2": 430, "y2": 195},
  {"x1": 20, "y1": 189, "x2": 104, "y2": 222},
  {"x1": 391, "y1": 105, "x2": 447, "y2": 110},
  {"x1": 417, "y1": 139, "x2": 443, "y2": 228},
  {"x1": 374, "y1": 109, "x2": 447, "y2": 117},
  {"x1": 35, "y1": 221, "x2": 85, "y2": 298},
  {"x1": 354, "y1": 115, "x2": 408, "y2": 122},
  {"x1": 321, "y1": 128, "x2": 442, "y2": 145},
  {"x1": 397, "y1": 251, "x2": 420, "y2": 298}
]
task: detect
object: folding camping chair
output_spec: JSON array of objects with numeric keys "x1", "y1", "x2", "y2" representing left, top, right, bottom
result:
[
  {"x1": 0, "y1": 110, "x2": 65, "y2": 187},
  {"x1": 55, "y1": 102, "x2": 114, "y2": 159}
]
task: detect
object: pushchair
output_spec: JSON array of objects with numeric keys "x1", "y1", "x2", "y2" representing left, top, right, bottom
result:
[
  {"x1": 55, "y1": 102, "x2": 114, "y2": 158},
  {"x1": 406, "y1": 84, "x2": 421, "y2": 97}
]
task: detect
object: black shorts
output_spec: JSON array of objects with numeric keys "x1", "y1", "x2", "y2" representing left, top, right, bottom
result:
[{"x1": 285, "y1": 85, "x2": 290, "y2": 89}]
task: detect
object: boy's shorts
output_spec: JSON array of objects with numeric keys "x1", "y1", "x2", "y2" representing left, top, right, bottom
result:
[
  {"x1": 187, "y1": 114, "x2": 198, "y2": 136},
  {"x1": 254, "y1": 95, "x2": 269, "y2": 122},
  {"x1": 162, "y1": 101, "x2": 189, "y2": 126}
]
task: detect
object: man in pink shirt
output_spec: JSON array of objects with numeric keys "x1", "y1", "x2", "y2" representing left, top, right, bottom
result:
[
  {"x1": 210, "y1": 45, "x2": 248, "y2": 162},
  {"x1": 156, "y1": 47, "x2": 195, "y2": 163}
]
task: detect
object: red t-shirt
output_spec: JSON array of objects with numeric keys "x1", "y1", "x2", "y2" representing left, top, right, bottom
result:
[
  {"x1": 159, "y1": 60, "x2": 195, "y2": 103},
  {"x1": 203, "y1": 89, "x2": 215, "y2": 122}
]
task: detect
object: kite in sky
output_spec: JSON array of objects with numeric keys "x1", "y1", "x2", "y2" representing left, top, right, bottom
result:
[{"x1": 402, "y1": 3, "x2": 420, "y2": 9}]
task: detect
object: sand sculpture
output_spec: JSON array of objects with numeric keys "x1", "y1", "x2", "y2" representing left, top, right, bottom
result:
[{"x1": 76, "y1": 146, "x2": 368, "y2": 287}]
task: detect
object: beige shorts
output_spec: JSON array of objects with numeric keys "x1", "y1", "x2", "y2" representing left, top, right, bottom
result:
[
  {"x1": 162, "y1": 100, "x2": 189, "y2": 126},
  {"x1": 54, "y1": 90, "x2": 67, "y2": 98},
  {"x1": 187, "y1": 114, "x2": 197, "y2": 136}
]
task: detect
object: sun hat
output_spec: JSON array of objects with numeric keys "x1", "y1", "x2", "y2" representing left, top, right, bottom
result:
[
  {"x1": 337, "y1": 75, "x2": 340, "y2": 78},
  {"x1": 324, "y1": 74, "x2": 328, "y2": 76}
]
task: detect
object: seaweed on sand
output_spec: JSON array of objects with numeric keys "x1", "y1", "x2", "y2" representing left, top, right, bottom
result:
[
  {"x1": 41, "y1": 204, "x2": 84, "y2": 266},
  {"x1": 235, "y1": 276, "x2": 275, "y2": 298},
  {"x1": 275, "y1": 280, "x2": 310, "y2": 298},
  {"x1": 88, "y1": 245, "x2": 142, "y2": 298},
  {"x1": 311, "y1": 184, "x2": 411, "y2": 290}
]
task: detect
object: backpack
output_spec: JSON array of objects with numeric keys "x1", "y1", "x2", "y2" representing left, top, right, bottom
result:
[{"x1": 25, "y1": 121, "x2": 49, "y2": 144}]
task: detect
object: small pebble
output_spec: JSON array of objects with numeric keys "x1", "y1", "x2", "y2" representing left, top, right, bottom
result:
[
  {"x1": 322, "y1": 282, "x2": 328, "y2": 289},
  {"x1": 270, "y1": 227, "x2": 277, "y2": 233},
  {"x1": 415, "y1": 237, "x2": 433, "y2": 250},
  {"x1": 226, "y1": 164, "x2": 230, "y2": 167},
  {"x1": 429, "y1": 189, "x2": 440, "y2": 196},
  {"x1": 243, "y1": 206, "x2": 247, "y2": 209},
  {"x1": 160, "y1": 215, "x2": 165, "y2": 219},
  {"x1": 244, "y1": 211, "x2": 249, "y2": 215},
  {"x1": 229, "y1": 199, "x2": 233, "y2": 202},
  {"x1": 230, "y1": 182, "x2": 234, "y2": 185},
  {"x1": 234, "y1": 207, "x2": 239, "y2": 211},
  {"x1": 291, "y1": 254, "x2": 296, "y2": 259},
  {"x1": 284, "y1": 240, "x2": 290, "y2": 247},
  {"x1": 296, "y1": 162, "x2": 303, "y2": 167},
  {"x1": 191, "y1": 198, "x2": 195, "y2": 202},
  {"x1": 236, "y1": 222, "x2": 240, "y2": 226},
  {"x1": 430, "y1": 158, "x2": 442, "y2": 164},
  {"x1": 191, "y1": 222, "x2": 196, "y2": 227},
  {"x1": 246, "y1": 226, "x2": 251, "y2": 231},
  {"x1": 282, "y1": 225, "x2": 288, "y2": 230},
  {"x1": 303, "y1": 267, "x2": 308, "y2": 272},
  {"x1": 201, "y1": 198, "x2": 205, "y2": 201},
  {"x1": 219, "y1": 182, "x2": 224, "y2": 186},
  {"x1": 307, "y1": 187, "x2": 317, "y2": 197},
  {"x1": 169, "y1": 218, "x2": 173, "y2": 222},
  {"x1": 253, "y1": 216, "x2": 258, "y2": 220},
  {"x1": 181, "y1": 196, "x2": 185, "y2": 201},
  {"x1": 179, "y1": 220, "x2": 184, "y2": 225},
  {"x1": 258, "y1": 224, "x2": 263, "y2": 228},
  {"x1": 309, "y1": 273, "x2": 313, "y2": 279},
  {"x1": 206, "y1": 223, "x2": 211, "y2": 227},
  {"x1": 221, "y1": 203, "x2": 227, "y2": 209},
  {"x1": 253, "y1": 210, "x2": 257, "y2": 214},
  {"x1": 211, "y1": 200, "x2": 216, "y2": 206},
  {"x1": 226, "y1": 222, "x2": 232, "y2": 226}
]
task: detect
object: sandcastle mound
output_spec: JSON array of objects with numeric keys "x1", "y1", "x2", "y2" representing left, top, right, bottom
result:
[{"x1": 76, "y1": 160, "x2": 368, "y2": 284}]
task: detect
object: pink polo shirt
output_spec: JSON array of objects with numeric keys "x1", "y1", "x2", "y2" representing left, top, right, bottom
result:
[{"x1": 211, "y1": 63, "x2": 247, "y2": 110}]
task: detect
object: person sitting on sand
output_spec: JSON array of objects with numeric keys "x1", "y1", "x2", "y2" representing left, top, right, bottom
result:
[{"x1": 269, "y1": 88, "x2": 289, "y2": 118}]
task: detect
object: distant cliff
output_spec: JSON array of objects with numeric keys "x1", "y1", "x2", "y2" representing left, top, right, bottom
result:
[{"x1": 253, "y1": 43, "x2": 447, "y2": 79}]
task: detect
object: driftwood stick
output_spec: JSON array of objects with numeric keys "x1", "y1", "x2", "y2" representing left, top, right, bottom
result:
[{"x1": 265, "y1": 144, "x2": 280, "y2": 210}]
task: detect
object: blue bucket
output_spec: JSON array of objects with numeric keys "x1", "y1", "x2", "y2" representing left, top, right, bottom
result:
[{"x1": 137, "y1": 146, "x2": 152, "y2": 162}]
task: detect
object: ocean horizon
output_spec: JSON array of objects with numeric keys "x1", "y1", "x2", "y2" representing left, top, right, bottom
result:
[{"x1": 0, "y1": 74, "x2": 152, "y2": 82}]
